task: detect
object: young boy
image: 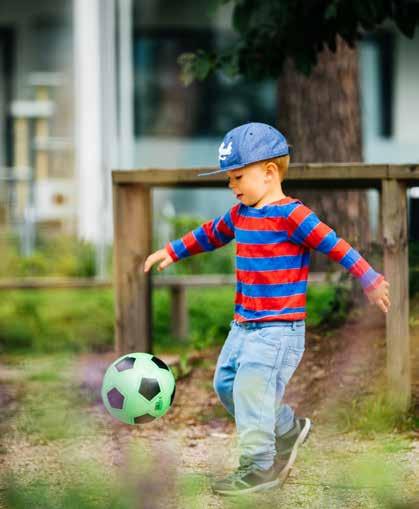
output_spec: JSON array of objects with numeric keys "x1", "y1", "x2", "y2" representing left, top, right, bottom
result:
[{"x1": 143, "y1": 122, "x2": 391, "y2": 496}]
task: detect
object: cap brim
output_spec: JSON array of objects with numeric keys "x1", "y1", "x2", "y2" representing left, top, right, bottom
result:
[
  {"x1": 197, "y1": 168, "x2": 229, "y2": 177},
  {"x1": 198, "y1": 147, "x2": 290, "y2": 176}
]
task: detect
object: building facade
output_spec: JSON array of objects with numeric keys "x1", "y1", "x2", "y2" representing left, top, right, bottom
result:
[{"x1": 0, "y1": 1, "x2": 418, "y2": 268}]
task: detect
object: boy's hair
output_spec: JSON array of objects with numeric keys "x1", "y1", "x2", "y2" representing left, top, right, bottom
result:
[{"x1": 265, "y1": 154, "x2": 290, "y2": 183}]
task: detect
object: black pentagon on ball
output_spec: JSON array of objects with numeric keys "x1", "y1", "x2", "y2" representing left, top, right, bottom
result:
[
  {"x1": 134, "y1": 414, "x2": 155, "y2": 424},
  {"x1": 138, "y1": 377, "x2": 160, "y2": 401},
  {"x1": 151, "y1": 356, "x2": 169, "y2": 371},
  {"x1": 170, "y1": 385, "x2": 176, "y2": 406},
  {"x1": 115, "y1": 356, "x2": 136, "y2": 371},
  {"x1": 107, "y1": 387, "x2": 124, "y2": 409}
]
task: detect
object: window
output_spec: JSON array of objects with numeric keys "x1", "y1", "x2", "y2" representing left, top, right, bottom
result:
[
  {"x1": 377, "y1": 32, "x2": 394, "y2": 138},
  {"x1": 362, "y1": 31, "x2": 395, "y2": 138},
  {"x1": 133, "y1": 28, "x2": 277, "y2": 138}
]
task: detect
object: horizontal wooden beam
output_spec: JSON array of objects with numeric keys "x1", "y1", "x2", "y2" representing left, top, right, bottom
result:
[
  {"x1": 154, "y1": 272, "x2": 342, "y2": 286},
  {"x1": 112, "y1": 164, "x2": 419, "y2": 187},
  {"x1": 0, "y1": 277, "x2": 112, "y2": 290},
  {"x1": 0, "y1": 272, "x2": 341, "y2": 290},
  {"x1": 155, "y1": 275, "x2": 235, "y2": 287}
]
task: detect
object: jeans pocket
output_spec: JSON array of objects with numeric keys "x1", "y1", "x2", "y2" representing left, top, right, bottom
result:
[
  {"x1": 245, "y1": 330, "x2": 280, "y2": 368},
  {"x1": 279, "y1": 346, "x2": 305, "y2": 385},
  {"x1": 283, "y1": 346, "x2": 304, "y2": 367},
  {"x1": 256, "y1": 327, "x2": 274, "y2": 341},
  {"x1": 256, "y1": 326, "x2": 286, "y2": 346}
]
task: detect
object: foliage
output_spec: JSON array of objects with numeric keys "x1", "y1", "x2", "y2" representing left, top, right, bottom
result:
[
  {"x1": 2, "y1": 455, "x2": 195, "y2": 509},
  {"x1": 1, "y1": 353, "x2": 417, "y2": 509},
  {"x1": 330, "y1": 444, "x2": 413, "y2": 508},
  {"x1": 179, "y1": 0, "x2": 419, "y2": 83},
  {"x1": 152, "y1": 287, "x2": 235, "y2": 354},
  {"x1": 159, "y1": 214, "x2": 236, "y2": 275},
  {"x1": 0, "y1": 290, "x2": 115, "y2": 353},
  {"x1": 346, "y1": 239, "x2": 419, "y2": 298},
  {"x1": 0, "y1": 284, "x2": 339, "y2": 354},
  {"x1": 13, "y1": 355, "x2": 98, "y2": 443},
  {"x1": 1, "y1": 356, "x2": 174, "y2": 506},
  {"x1": 1, "y1": 225, "x2": 417, "y2": 353},
  {"x1": 331, "y1": 390, "x2": 417, "y2": 436},
  {"x1": 308, "y1": 278, "x2": 353, "y2": 328},
  {"x1": 0, "y1": 232, "x2": 109, "y2": 279}
]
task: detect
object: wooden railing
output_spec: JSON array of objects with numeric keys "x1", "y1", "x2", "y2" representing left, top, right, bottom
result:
[
  {"x1": 0, "y1": 272, "x2": 341, "y2": 340},
  {"x1": 112, "y1": 163, "x2": 419, "y2": 411}
]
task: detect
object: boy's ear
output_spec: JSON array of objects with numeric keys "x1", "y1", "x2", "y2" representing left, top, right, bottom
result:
[{"x1": 264, "y1": 161, "x2": 279, "y2": 179}]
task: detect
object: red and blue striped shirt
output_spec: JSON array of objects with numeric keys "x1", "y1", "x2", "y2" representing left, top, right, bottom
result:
[{"x1": 165, "y1": 196, "x2": 384, "y2": 323}]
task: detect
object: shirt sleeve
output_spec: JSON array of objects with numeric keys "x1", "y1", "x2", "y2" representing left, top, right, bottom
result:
[
  {"x1": 165, "y1": 205, "x2": 237, "y2": 262},
  {"x1": 286, "y1": 201, "x2": 385, "y2": 293}
]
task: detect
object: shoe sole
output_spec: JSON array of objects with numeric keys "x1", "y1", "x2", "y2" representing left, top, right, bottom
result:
[
  {"x1": 277, "y1": 417, "x2": 312, "y2": 485},
  {"x1": 213, "y1": 478, "x2": 280, "y2": 496}
]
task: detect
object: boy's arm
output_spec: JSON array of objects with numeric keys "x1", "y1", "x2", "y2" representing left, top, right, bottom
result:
[
  {"x1": 165, "y1": 205, "x2": 238, "y2": 262},
  {"x1": 286, "y1": 201, "x2": 384, "y2": 293}
]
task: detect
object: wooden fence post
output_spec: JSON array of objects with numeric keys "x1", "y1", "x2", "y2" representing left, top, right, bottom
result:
[
  {"x1": 382, "y1": 179, "x2": 411, "y2": 411},
  {"x1": 170, "y1": 285, "x2": 188, "y2": 340},
  {"x1": 113, "y1": 182, "x2": 152, "y2": 355}
]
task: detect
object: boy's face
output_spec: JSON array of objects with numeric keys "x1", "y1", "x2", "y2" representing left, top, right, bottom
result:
[{"x1": 226, "y1": 162, "x2": 271, "y2": 208}]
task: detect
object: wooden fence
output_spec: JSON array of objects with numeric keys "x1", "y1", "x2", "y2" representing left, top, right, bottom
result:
[
  {"x1": 0, "y1": 272, "x2": 338, "y2": 341},
  {"x1": 112, "y1": 163, "x2": 419, "y2": 411},
  {"x1": 0, "y1": 275, "x2": 234, "y2": 341}
]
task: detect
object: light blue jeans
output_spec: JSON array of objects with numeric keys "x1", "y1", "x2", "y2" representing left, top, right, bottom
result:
[{"x1": 213, "y1": 319, "x2": 305, "y2": 470}]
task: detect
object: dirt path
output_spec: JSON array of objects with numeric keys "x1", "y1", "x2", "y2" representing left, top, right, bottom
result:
[{"x1": 0, "y1": 306, "x2": 418, "y2": 508}]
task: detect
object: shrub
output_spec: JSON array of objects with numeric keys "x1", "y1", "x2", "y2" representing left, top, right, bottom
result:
[
  {"x1": 160, "y1": 214, "x2": 235, "y2": 275},
  {"x1": 0, "y1": 290, "x2": 115, "y2": 353},
  {"x1": 0, "y1": 232, "x2": 104, "y2": 278},
  {"x1": 0, "y1": 283, "x2": 342, "y2": 354}
]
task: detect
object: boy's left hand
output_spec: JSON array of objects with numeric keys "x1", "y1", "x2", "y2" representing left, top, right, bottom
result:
[{"x1": 365, "y1": 280, "x2": 391, "y2": 314}]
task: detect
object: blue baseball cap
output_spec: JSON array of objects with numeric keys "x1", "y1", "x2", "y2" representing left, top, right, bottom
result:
[{"x1": 198, "y1": 122, "x2": 289, "y2": 176}]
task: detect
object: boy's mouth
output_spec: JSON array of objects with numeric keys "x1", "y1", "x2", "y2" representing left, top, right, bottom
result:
[{"x1": 236, "y1": 193, "x2": 243, "y2": 199}]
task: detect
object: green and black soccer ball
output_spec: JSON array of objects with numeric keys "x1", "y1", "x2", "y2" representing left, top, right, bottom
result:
[{"x1": 101, "y1": 352, "x2": 176, "y2": 425}]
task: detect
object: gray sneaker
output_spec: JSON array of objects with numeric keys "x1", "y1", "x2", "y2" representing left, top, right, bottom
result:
[
  {"x1": 212, "y1": 458, "x2": 279, "y2": 496},
  {"x1": 274, "y1": 417, "x2": 312, "y2": 483}
]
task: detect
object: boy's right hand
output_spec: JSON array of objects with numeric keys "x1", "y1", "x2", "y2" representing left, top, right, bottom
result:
[{"x1": 143, "y1": 248, "x2": 173, "y2": 273}]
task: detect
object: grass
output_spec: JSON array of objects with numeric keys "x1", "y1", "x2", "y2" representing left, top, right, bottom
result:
[
  {"x1": 0, "y1": 283, "x2": 341, "y2": 355},
  {"x1": 1, "y1": 330, "x2": 418, "y2": 508},
  {"x1": 0, "y1": 290, "x2": 115, "y2": 353},
  {"x1": 9, "y1": 354, "x2": 98, "y2": 443},
  {"x1": 2, "y1": 433, "x2": 416, "y2": 509},
  {"x1": 2, "y1": 464, "x2": 139, "y2": 509},
  {"x1": 330, "y1": 390, "x2": 417, "y2": 436}
]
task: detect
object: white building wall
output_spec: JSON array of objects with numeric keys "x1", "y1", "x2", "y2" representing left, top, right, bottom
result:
[
  {"x1": 2, "y1": 2, "x2": 418, "y2": 248},
  {"x1": 73, "y1": 0, "x2": 103, "y2": 242},
  {"x1": 394, "y1": 30, "x2": 419, "y2": 145},
  {"x1": 360, "y1": 31, "x2": 419, "y2": 164},
  {"x1": 73, "y1": 0, "x2": 120, "y2": 253},
  {"x1": 0, "y1": 0, "x2": 72, "y2": 105},
  {"x1": 359, "y1": 30, "x2": 419, "y2": 240}
]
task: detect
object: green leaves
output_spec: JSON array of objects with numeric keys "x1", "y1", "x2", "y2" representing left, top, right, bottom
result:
[
  {"x1": 394, "y1": 2, "x2": 418, "y2": 38},
  {"x1": 178, "y1": 0, "x2": 419, "y2": 82},
  {"x1": 178, "y1": 50, "x2": 216, "y2": 86},
  {"x1": 325, "y1": 1, "x2": 339, "y2": 20}
]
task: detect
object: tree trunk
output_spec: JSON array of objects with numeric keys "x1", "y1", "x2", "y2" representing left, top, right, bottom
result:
[{"x1": 278, "y1": 36, "x2": 372, "y2": 292}]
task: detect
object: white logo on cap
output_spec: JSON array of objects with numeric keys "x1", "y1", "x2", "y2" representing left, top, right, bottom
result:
[{"x1": 219, "y1": 141, "x2": 233, "y2": 161}]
